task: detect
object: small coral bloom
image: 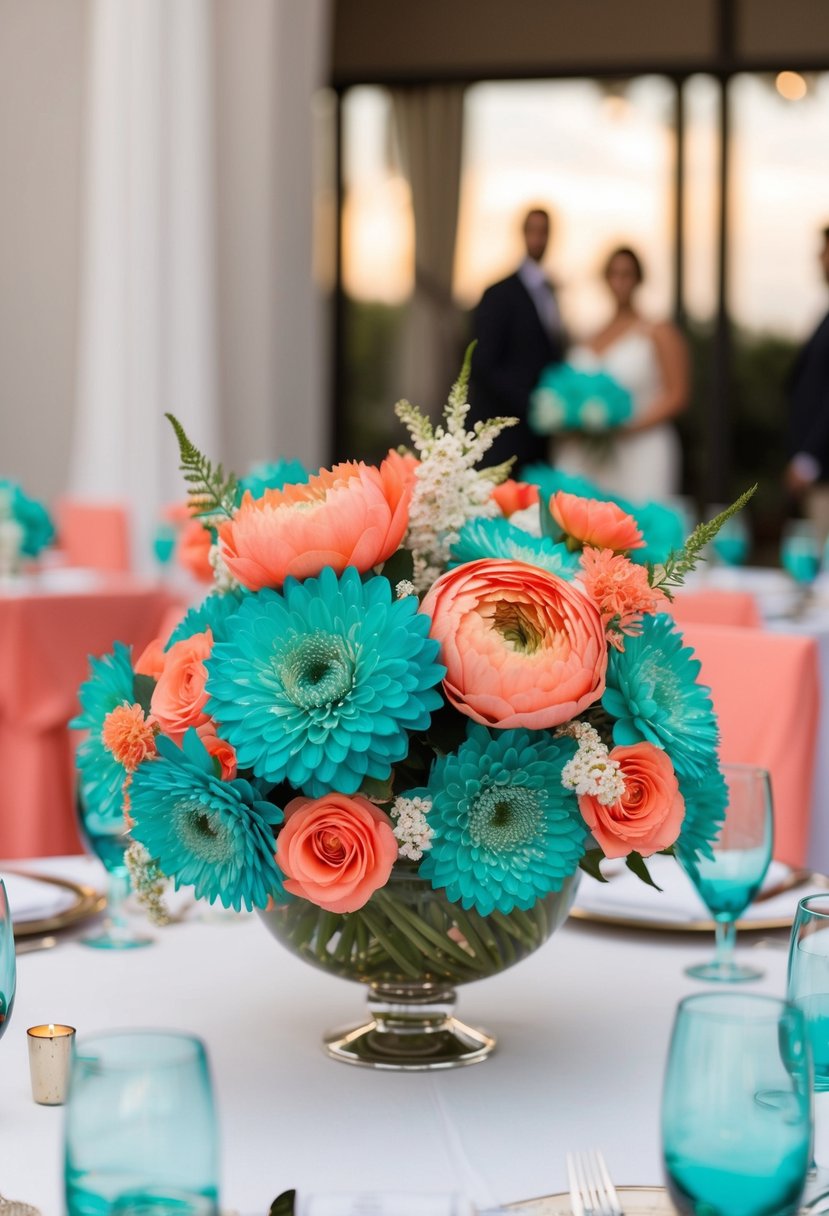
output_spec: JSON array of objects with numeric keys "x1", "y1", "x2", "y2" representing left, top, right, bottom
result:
[
  {"x1": 101, "y1": 703, "x2": 158, "y2": 773},
  {"x1": 420, "y1": 559, "x2": 607, "y2": 729},
  {"x1": 491, "y1": 479, "x2": 540, "y2": 518},
  {"x1": 134, "y1": 636, "x2": 166, "y2": 679},
  {"x1": 550, "y1": 491, "x2": 644, "y2": 552},
  {"x1": 580, "y1": 547, "x2": 670, "y2": 647},
  {"x1": 276, "y1": 793, "x2": 399, "y2": 913},
  {"x1": 218, "y1": 455, "x2": 414, "y2": 591},
  {"x1": 150, "y1": 629, "x2": 213, "y2": 740},
  {"x1": 178, "y1": 517, "x2": 214, "y2": 583},
  {"x1": 578, "y1": 742, "x2": 685, "y2": 859},
  {"x1": 197, "y1": 723, "x2": 238, "y2": 781}
]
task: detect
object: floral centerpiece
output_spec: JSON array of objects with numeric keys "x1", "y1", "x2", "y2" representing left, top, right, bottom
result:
[{"x1": 73, "y1": 349, "x2": 751, "y2": 1068}]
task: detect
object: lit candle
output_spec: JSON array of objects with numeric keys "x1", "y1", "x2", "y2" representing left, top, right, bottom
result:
[{"x1": 27, "y1": 1023, "x2": 76, "y2": 1105}]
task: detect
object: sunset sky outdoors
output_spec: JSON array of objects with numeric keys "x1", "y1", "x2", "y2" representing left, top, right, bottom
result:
[{"x1": 342, "y1": 73, "x2": 829, "y2": 340}]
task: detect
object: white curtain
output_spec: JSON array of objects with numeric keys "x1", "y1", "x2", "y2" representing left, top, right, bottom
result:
[
  {"x1": 392, "y1": 86, "x2": 466, "y2": 416},
  {"x1": 71, "y1": 0, "x2": 219, "y2": 574}
]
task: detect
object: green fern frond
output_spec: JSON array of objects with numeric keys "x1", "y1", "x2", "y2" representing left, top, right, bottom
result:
[
  {"x1": 165, "y1": 413, "x2": 238, "y2": 519},
  {"x1": 650, "y1": 484, "x2": 757, "y2": 595}
]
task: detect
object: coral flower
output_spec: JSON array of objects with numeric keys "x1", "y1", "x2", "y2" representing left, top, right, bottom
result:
[
  {"x1": 579, "y1": 547, "x2": 670, "y2": 648},
  {"x1": 276, "y1": 793, "x2": 398, "y2": 913},
  {"x1": 150, "y1": 629, "x2": 213, "y2": 740},
  {"x1": 491, "y1": 479, "x2": 539, "y2": 518},
  {"x1": 217, "y1": 455, "x2": 414, "y2": 591},
  {"x1": 101, "y1": 703, "x2": 158, "y2": 773},
  {"x1": 420, "y1": 559, "x2": 607, "y2": 729},
  {"x1": 550, "y1": 491, "x2": 644, "y2": 552},
  {"x1": 178, "y1": 517, "x2": 214, "y2": 583},
  {"x1": 578, "y1": 742, "x2": 685, "y2": 859},
  {"x1": 197, "y1": 723, "x2": 238, "y2": 781},
  {"x1": 134, "y1": 636, "x2": 166, "y2": 679}
]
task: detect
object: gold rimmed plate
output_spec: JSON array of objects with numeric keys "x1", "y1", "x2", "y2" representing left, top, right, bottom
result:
[
  {"x1": 5, "y1": 870, "x2": 105, "y2": 939},
  {"x1": 508, "y1": 1185, "x2": 675, "y2": 1214}
]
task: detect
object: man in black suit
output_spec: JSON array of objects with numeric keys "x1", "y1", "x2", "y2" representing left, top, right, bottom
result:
[
  {"x1": 469, "y1": 207, "x2": 566, "y2": 471},
  {"x1": 785, "y1": 225, "x2": 829, "y2": 545}
]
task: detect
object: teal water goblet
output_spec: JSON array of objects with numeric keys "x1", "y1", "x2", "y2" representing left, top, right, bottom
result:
[
  {"x1": 781, "y1": 520, "x2": 821, "y2": 586},
  {"x1": 76, "y1": 793, "x2": 152, "y2": 950},
  {"x1": 662, "y1": 992, "x2": 812, "y2": 1216},
  {"x1": 678, "y1": 764, "x2": 773, "y2": 982},
  {"x1": 152, "y1": 522, "x2": 177, "y2": 569},
  {"x1": 788, "y1": 893, "x2": 829, "y2": 1185},
  {"x1": 65, "y1": 1030, "x2": 220, "y2": 1216},
  {"x1": 0, "y1": 879, "x2": 16, "y2": 1040}
]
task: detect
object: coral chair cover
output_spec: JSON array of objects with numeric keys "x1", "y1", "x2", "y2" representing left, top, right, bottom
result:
[
  {"x1": 56, "y1": 499, "x2": 131, "y2": 572},
  {"x1": 670, "y1": 589, "x2": 762, "y2": 629},
  {"x1": 680, "y1": 622, "x2": 819, "y2": 867}
]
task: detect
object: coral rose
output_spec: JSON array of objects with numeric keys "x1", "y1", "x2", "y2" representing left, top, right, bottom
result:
[
  {"x1": 150, "y1": 629, "x2": 213, "y2": 740},
  {"x1": 550, "y1": 491, "x2": 644, "y2": 552},
  {"x1": 217, "y1": 455, "x2": 414, "y2": 591},
  {"x1": 178, "y1": 517, "x2": 214, "y2": 583},
  {"x1": 197, "y1": 723, "x2": 238, "y2": 781},
  {"x1": 134, "y1": 636, "x2": 166, "y2": 679},
  {"x1": 491, "y1": 479, "x2": 539, "y2": 518},
  {"x1": 578, "y1": 742, "x2": 685, "y2": 859},
  {"x1": 276, "y1": 793, "x2": 398, "y2": 913},
  {"x1": 420, "y1": 559, "x2": 607, "y2": 729}
]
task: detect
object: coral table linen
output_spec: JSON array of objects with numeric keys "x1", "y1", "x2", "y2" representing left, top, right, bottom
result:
[
  {"x1": 0, "y1": 579, "x2": 172, "y2": 857},
  {"x1": 680, "y1": 622, "x2": 819, "y2": 868},
  {"x1": 670, "y1": 589, "x2": 762, "y2": 628}
]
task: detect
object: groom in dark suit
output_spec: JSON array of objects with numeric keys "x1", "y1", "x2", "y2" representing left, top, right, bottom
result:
[
  {"x1": 469, "y1": 207, "x2": 566, "y2": 471},
  {"x1": 785, "y1": 225, "x2": 829, "y2": 545}
]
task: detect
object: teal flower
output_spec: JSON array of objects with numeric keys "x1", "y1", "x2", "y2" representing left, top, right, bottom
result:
[
  {"x1": 418, "y1": 725, "x2": 585, "y2": 916},
  {"x1": 236, "y1": 459, "x2": 311, "y2": 503},
  {"x1": 676, "y1": 759, "x2": 728, "y2": 864},
  {"x1": 529, "y1": 364, "x2": 632, "y2": 434},
  {"x1": 450, "y1": 518, "x2": 580, "y2": 578},
  {"x1": 71, "y1": 642, "x2": 136, "y2": 821},
  {"x1": 602, "y1": 613, "x2": 719, "y2": 780},
  {"x1": 0, "y1": 478, "x2": 55, "y2": 557},
  {"x1": 129, "y1": 730, "x2": 285, "y2": 911},
  {"x1": 205, "y1": 567, "x2": 446, "y2": 797},
  {"x1": 165, "y1": 588, "x2": 248, "y2": 649}
]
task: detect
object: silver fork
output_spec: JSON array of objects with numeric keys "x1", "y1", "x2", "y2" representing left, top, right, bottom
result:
[{"x1": 566, "y1": 1150, "x2": 624, "y2": 1216}]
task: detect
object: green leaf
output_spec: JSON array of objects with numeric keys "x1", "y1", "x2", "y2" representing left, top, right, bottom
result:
[
  {"x1": 132, "y1": 673, "x2": 156, "y2": 716},
  {"x1": 649, "y1": 484, "x2": 757, "y2": 594},
  {"x1": 165, "y1": 412, "x2": 238, "y2": 520},
  {"x1": 269, "y1": 1191, "x2": 296, "y2": 1216},
  {"x1": 578, "y1": 847, "x2": 609, "y2": 883},
  {"x1": 378, "y1": 547, "x2": 415, "y2": 593},
  {"x1": 625, "y1": 851, "x2": 663, "y2": 891},
  {"x1": 359, "y1": 773, "x2": 395, "y2": 804}
]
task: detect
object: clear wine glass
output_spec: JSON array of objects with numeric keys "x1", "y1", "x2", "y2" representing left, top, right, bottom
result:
[
  {"x1": 678, "y1": 764, "x2": 773, "y2": 982},
  {"x1": 788, "y1": 893, "x2": 829, "y2": 1192},
  {"x1": 662, "y1": 992, "x2": 811, "y2": 1216},
  {"x1": 0, "y1": 879, "x2": 16, "y2": 1039},
  {"x1": 76, "y1": 794, "x2": 152, "y2": 950}
]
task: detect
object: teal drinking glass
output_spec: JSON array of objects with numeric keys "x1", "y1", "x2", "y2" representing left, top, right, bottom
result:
[
  {"x1": 0, "y1": 879, "x2": 16, "y2": 1040},
  {"x1": 788, "y1": 893, "x2": 829, "y2": 1179},
  {"x1": 76, "y1": 792, "x2": 152, "y2": 950},
  {"x1": 64, "y1": 1030, "x2": 220, "y2": 1216},
  {"x1": 152, "y1": 522, "x2": 177, "y2": 569},
  {"x1": 710, "y1": 510, "x2": 750, "y2": 567},
  {"x1": 781, "y1": 520, "x2": 821, "y2": 586},
  {"x1": 678, "y1": 764, "x2": 773, "y2": 982},
  {"x1": 662, "y1": 993, "x2": 812, "y2": 1216}
]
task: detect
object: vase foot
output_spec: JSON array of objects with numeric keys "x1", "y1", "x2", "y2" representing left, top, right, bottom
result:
[{"x1": 324, "y1": 1016, "x2": 496, "y2": 1070}]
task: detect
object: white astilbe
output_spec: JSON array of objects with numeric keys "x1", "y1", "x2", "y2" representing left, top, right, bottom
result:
[
  {"x1": 125, "y1": 840, "x2": 172, "y2": 926},
  {"x1": 390, "y1": 794, "x2": 433, "y2": 861},
  {"x1": 395, "y1": 345, "x2": 518, "y2": 591},
  {"x1": 558, "y1": 721, "x2": 626, "y2": 806}
]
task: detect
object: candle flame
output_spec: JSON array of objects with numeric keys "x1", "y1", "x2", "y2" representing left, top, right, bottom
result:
[{"x1": 48, "y1": 1023, "x2": 55, "y2": 1035}]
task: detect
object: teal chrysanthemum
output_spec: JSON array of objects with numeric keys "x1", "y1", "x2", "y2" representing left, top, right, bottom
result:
[
  {"x1": 450, "y1": 518, "x2": 580, "y2": 579},
  {"x1": 129, "y1": 730, "x2": 285, "y2": 911},
  {"x1": 676, "y1": 759, "x2": 728, "y2": 864},
  {"x1": 236, "y1": 459, "x2": 311, "y2": 503},
  {"x1": 205, "y1": 566, "x2": 446, "y2": 797},
  {"x1": 71, "y1": 642, "x2": 135, "y2": 821},
  {"x1": 602, "y1": 613, "x2": 719, "y2": 780},
  {"x1": 418, "y1": 725, "x2": 585, "y2": 916},
  {"x1": 0, "y1": 478, "x2": 55, "y2": 557},
  {"x1": 166, "y1": 588, "x2": 248, "y2": 649}
]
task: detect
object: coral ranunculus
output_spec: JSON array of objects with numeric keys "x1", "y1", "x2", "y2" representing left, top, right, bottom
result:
[
  {"x1": 178, "y1": 517, "x2": 214, "y2": 583},
  {"x1": 276, "y1": 793, "x2": 399, "y2": 913},
  {"x1": 491, "y1": 479, "x2": 540, "y2": 518},
  {"x1": 550, "y1": 491, "x2": 644, "y2": 552},
  {"x1": 217, "y1": 456, "x2": 414, "y2": 591},
  {"x1": 150, "y1": 629, "x2": 213, "y2": 741},
  {"x1": 420, "y1": 559, "x2": 608, "y2": 729},
  {"x1": 578, "y1": 742, "x2": 685, "y2": 859}
]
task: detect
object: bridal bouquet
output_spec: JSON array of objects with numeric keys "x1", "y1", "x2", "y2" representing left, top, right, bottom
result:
[
  {"x1": 74, "y1": 351, "x2": 748, "y2": 932},
  {"x1": 0, "y1": 478, "x2": 55, "y2": 561},
  {"x1": 529, "y1": 362, "x2": 633, "y2": 437}
]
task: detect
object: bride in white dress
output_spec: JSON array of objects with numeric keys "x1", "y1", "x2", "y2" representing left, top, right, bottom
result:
[{"x1": 555, "y1": 247, "x2": 689, "y2": 501}]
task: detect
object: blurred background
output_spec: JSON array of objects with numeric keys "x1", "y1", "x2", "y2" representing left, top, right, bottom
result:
[{"x1": 3, "y1": 0, "x2": 829, "y2": 567}]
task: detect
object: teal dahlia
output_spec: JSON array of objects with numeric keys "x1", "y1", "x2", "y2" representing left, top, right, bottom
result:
[
  {"x1": 166, "y1": 588, "x2": 248, "y2": 649},
  {"x1": 418, "y1": 725, "x2": 585, "y2": 916},
  {"x1": 236, "y1": 458, "x2": 311, "y2": 503},
  {"x1": 676, "y1": 758, "x2": 728, "y2": 864},
  {"x1": 204, "y1": 566, "x2": 446, "y2": 797},
  {"x1": 71, "y1": 642, "x2": 136, "y2": 821},
  {"x1": 450, "y1": 518, "x2": 580, "y2": 578},
  {"x1": 602, "y1": 613, "x2": 719, "y2": 781},
  {"x1": 129, "y1": 730, "x2": 285, "y2": 911}
]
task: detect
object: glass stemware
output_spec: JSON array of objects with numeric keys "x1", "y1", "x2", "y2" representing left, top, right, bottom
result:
[
  {"x1": 64, "y1": 1030, "x2": 220, "y2": 1216},
  {"x1": 788, "y1": 893, "x2": 829, "y2": 1184},
  {"x1": 709, "y1": 505, "x2": 750, "y2": 567},
  {"x1": 662, "y1": 992, "x2": 812, "y2": 1216},
  {"x1": 781, "y1": 519, "x2": 821, "y2": 586},
  {"x1": 76, "y1": 794, "x2": 152, "y2": 950},
  {"x1": 678, "y1": 763, "x2": 773, "y2": 982},
  {"x1": 0, "y1": 879, "x2": 16, "y2": 1040},
  {"x1": 152, "y1": 522, "x2": 177, "y2": 570}
]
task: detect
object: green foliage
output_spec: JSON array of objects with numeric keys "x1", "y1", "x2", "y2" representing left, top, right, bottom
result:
[
  {"x1": 579, "y1": 847, "x2": 609, "y2": 883},
  {"x1": 132, "y1": 674, "x2": 156, "y2": 717},
  {"x1": 625, "y1": 851, "x2": 662, "y2": 891},
  {"x1": 165, "y1": 413, "x2": 238, "y2": 520},
  {"x1": 650, "y1": 484, "x2": 757, "y2": 597}
]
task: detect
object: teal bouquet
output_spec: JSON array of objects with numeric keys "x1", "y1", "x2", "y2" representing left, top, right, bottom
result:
[
  {"x1": 0, "y1": 478, "x2": 55, "y2": 559},
  {"x1": 530, "y1": 362, "x2": 633, "y2": 436}
]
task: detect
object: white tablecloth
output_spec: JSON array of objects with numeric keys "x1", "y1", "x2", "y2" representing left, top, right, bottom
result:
[{"x1": 1, "y1": 858, "x2": 794, "y2": 1216}]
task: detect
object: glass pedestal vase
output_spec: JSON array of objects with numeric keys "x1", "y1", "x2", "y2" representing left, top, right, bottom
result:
[{"x1": 257, "y1": 866, "x2": 580, "y2": 1071}]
